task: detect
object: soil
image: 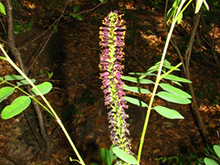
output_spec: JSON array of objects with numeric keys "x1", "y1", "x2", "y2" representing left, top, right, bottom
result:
[{"x1": 0, "y1": 0, "x2": 220, "y2": 165}]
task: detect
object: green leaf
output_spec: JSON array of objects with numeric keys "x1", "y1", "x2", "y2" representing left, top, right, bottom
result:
[
  {"x1": 1, "y1": 96, "x2": 31, "y2": 119},
  {"x1": 163, "y1": 74, "x2": 192, "y2": 83},
  {"x1": 40, "y1": 69, "x2": 43, "y2": 75},
  {"x1": 23, "y1": 21, "x2": 32, "y2": 28},
  {"x1": 100, "y1": 148, "x2": 112, "y2": 165},
  {"x1": 204, "y1": 157, "x2": 218, "y2": 165},
  {"x1": 177, "y1": 12, "x2": 183, "y2": 24},
  {"x1": 53, "y1": 25, "x2": 58, "y2": 32},
  {"x1": 31, "y1": 82, "x2": 53, "y2": 95},
  {"x1": 147, "y1": 64, "x2": 160, "y2": 73},
  {"x1": 73, "y1": 4, "x2": 80, "y2": 13},
  {"x1": 211, "y1": 154, "x2": 219, "y2": 161},
  {"x1": 204, "y1": 147, "x2": 211, "y2": 155},
  {"x1": 172, "y1": 80, "x2": 182, "y2": 86},
  {"x1": 128, "y1": 72, "x2": 156, "y2": 80},
  {"x1": 123, "y1": 96, "x2": 148, "y2": 107},
  {"x1": 159, "y1": 83, "x2": 191, "y2": 98},
  {"x1": 129, "y1": 72, "x2": 156, "y2": 76},
  {"x1": 198, "y1": 158, "x2": 204, "y2": 164},
  {"x1": 213, "y1": 145, "x2": 220, "y2": 158},
  {"x1": 122, "y1": 76, "x2": 153, "y2": 84},
  {"x1": 22, "y1": 22, "x2": 32, "y2": 32},
  {"x1": 46, "y1": 71, "x2": 53, "y2": 79},
  {"x1": 112, "y1": 147, "x2": 138, "y2": 164},
  {"x1": 166, "y1": 7, "x2": 175, "y2": 23},
  {"x1": 157, "y1": 91, "x2": 191, "y2": 104},
  {"x1": 5, "y1": 75, "x2": 24, "y2": 81},
  {"x1": 154, "y1": 106, "x2": 184, "y2": 119},
  {"x1": 0, "y1": 77, "x2": 4, "y2": 81},
  {"x1": 0, "y1": 87, "x2": 14, "y2": 103},
  {"x1": 100, "y1": 0, "x2": 105, "y2": 3},
  {"x1": 207, "y1": 143, "x2": 215, "y2": 153},
  {"x1": 139, "y1": 73, "x2": 156, "y2": 79},
  {"x1": 13, "y1": 21, "x2": 22, "y2": 34},
  {"x1": 195, "y1": 0, "x2": 203, "y2": 14},
  {"x1": 123, "y1": 85, "x2": 151, "y2": 94},
  {"x1": 17, "y1": 79, "x2": 36, "y2": 86},
  {"x1": 158, "y1": 157, "x2": 167, "y2": 163},
  {"x1": 109, "y1": 145, "x2": 117, "y2": 161},
  {"x1": 172, "y1": 0, "x2": 179, "y2": 8},
  {"x1": 163, "y1": 59, "x2": 171, "y2": 67},
  {"x1": 0, "y1": 2, "x2": 6, "y2": 15},
  {"x1": 71, "y1": 13, "x2": 83, "y2": 21}
]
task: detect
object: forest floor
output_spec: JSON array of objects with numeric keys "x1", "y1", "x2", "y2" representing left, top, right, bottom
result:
[{"x1": 0, "y1": 0, "x2": 220, "y2": 165}]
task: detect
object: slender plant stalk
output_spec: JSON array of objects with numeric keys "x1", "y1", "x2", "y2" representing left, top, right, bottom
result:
[
  {"x1": 0, "y1": 44, "x2": 85, "y2": 165},
  {"x1": 137, "y1": 0, "x2": 186, "y2": 163}
]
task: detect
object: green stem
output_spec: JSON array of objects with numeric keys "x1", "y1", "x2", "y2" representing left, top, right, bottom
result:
[
  {"x1": 137, "y1": 0, "x2": 187, "y2": 163},
  {"x1": 159, "y1": 62, "x2": 182, "y2": 81},
  {"x1": 0, "y1": 45, "x2": 86, "y2": 165}
]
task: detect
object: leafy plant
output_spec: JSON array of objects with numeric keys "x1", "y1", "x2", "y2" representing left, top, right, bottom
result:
[
  {"x1": 204, "y1": 144, "x2": 220, "y2": 165},
  {"x1": 98, "y1": 0, "x2": 209, "y2": 164},
  {"x1": 0, "y1": 75, "x2": 53, "y2": 119},
  {"x1": 13, "y1": 21, "x2": 33, "y2": 34},
  {"x1": 40, "y1": 69, "x2": 54, "y2": 79},
  {"x1": 0, "y1": 45, "x2": 85, "y2": 165},
  {"x1": 99, "y1": 11, "x2": 133, "y2": 164},
  {"x1": 70, "y1": 4, "x2": 83, "y2": 21},
  {"x1": 158, "y1": 143, "x2": 220, "y2": 165},
  {"x1": 0, "y1": 0, "x2": 211, "y2": 164},
  {"x1": 150, "y1": 0, "x2": 160, "y2": 9},
  {"x1": 100, "y1": 145, "x2": 117, "y2": 165}
]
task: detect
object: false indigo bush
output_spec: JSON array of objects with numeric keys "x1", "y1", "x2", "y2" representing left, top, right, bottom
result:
[{"x1": 99, "y1": 10, "x2": 133, "y2": 161}]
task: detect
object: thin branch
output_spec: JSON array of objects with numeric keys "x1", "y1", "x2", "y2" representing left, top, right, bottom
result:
[
  {"x1": 173, "y1": 11, "x2": 209, "y2": 142},
  {"x1": 19, "y1": 0, "x2": 69, "y2": 50},
  {"x1": 200, "y1": 14, "x2": 220, "y2": 68},
  {"x1": 0, "y1": 38, "x2": 8, "y2": 44},
  {"x1": 5, "y1": 0, "x2": 26, "y2": 73},
  {"x1": 5, "y1": 0, "x2": 51, "y2": 159},
  {"x1": 0, "y1": 18, "x2": 7, "y2": 33},
  {"x1": 27, "y1": 30, "x2": 54, "y2": 72},
  {"x1": 76, "y1": 1, "x2": 105, "y2": 15},
  {"x1": 27, "y1": 0, "x2": 70, "y2": 72}
]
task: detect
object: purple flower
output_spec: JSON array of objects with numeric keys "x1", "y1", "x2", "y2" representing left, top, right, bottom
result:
[{"x1": 99, "y1": 11, "x2": 133, "y2": 158}]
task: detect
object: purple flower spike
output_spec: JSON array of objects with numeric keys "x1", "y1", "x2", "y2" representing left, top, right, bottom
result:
[{"x1": 99, "y1": 10, "x2": 133, "y2": 160}]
